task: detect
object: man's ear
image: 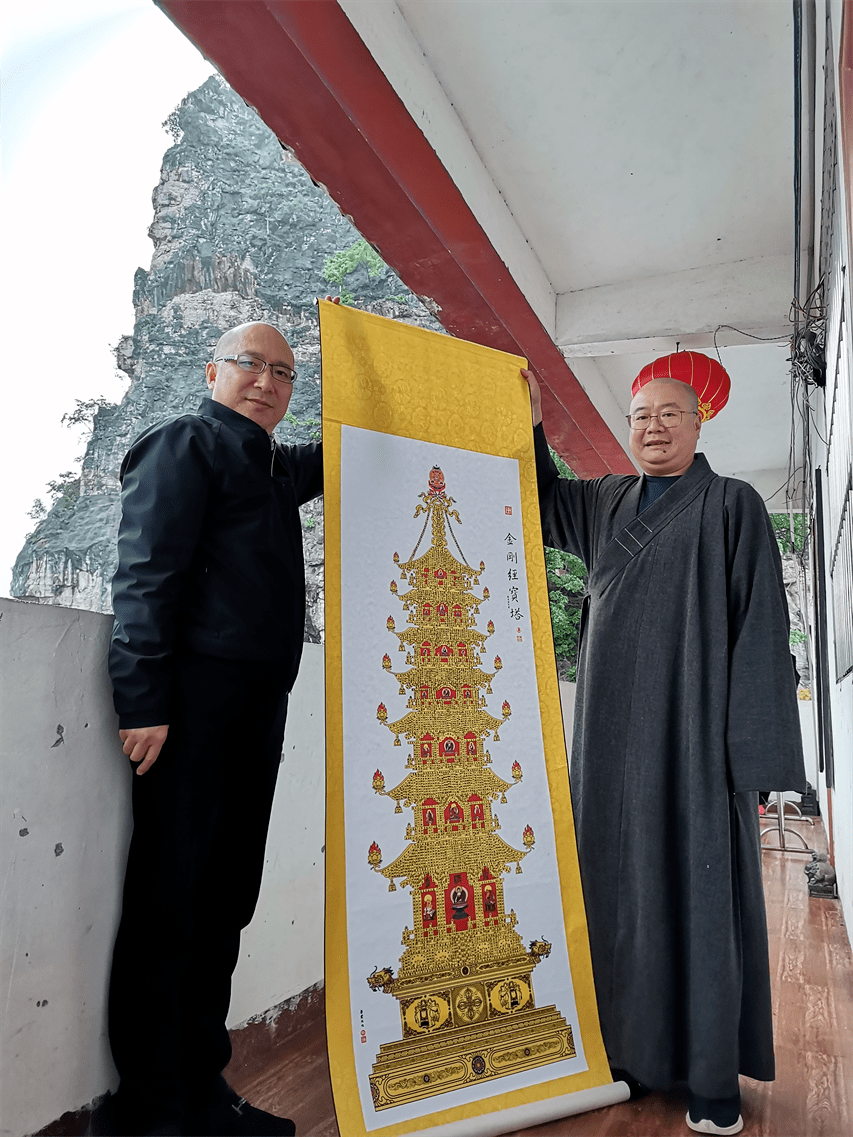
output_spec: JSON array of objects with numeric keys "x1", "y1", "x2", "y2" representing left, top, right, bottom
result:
[{"x1": 205, "y1": 361, "x2": 217, "y2": 392}]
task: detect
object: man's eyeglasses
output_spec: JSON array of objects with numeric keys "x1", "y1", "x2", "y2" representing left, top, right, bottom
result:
[
  {"x1": 626, "y1": 409, "x2": 697, "y2": 430},
  {"x1": 213, "y1": 355, "x2": 297, "y2": 384}
]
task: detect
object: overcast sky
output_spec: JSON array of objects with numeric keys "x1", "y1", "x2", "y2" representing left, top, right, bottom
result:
[{"x1": 0, "y1": 0, "x2": 215, "y2": 594}]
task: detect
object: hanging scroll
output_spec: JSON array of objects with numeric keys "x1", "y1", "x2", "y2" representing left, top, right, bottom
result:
[{"x1": 320, "y1": 300, "x2": 626, "y2": 1137}]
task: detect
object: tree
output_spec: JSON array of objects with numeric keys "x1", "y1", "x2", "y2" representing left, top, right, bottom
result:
[
  {"x1": 60, "y1": 397, "x2": 112, "y2": 429},
  {"x1": 544, "y1": 448, "x2": 586, "y2": 681},
  {"x1": 45, "y1": 471, "x2": 81, "y2": 511},
  {"x1": 769, "y1": 512, "x2": 806, "y2": 555},
  {"x1": 322, "y1": 238, "x2": 386, "y2": 304}
]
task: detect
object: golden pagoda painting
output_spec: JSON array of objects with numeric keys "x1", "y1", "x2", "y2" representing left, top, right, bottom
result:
[
  {"x1": 322, "y1": 302, "x2": 620, "y2": 1137},
  {"x1": 363, "y1": 463, "x2": 576, "y2": 1112}
]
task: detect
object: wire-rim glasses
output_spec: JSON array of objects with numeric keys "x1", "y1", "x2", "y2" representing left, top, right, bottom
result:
[
  {"x1": 213, "y1": 355, "x2": 297, "y2": 384},
  {"x1": 626, "y1": 409, "x2": 698, "y2": 430}
]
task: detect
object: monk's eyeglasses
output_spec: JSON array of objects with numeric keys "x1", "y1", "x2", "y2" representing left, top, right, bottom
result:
[
  {"x1": 213, "y1": 355, "x2": 297, "y2": 385},
  {"x1": 626, "y1": 409, "x2": 698, "y2": 430}
]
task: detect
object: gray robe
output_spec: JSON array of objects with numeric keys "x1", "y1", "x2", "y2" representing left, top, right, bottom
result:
[{"x1": 534, "y1": 426, "x2": 806, "y2": 1097}]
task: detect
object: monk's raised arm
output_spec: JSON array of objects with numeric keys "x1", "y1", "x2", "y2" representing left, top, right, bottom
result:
[{"x1": 521, "y1": 368, "x2": 542, "y2": 427}]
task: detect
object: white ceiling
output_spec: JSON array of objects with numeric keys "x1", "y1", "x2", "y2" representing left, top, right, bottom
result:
[
  {"x1": 397, "y1": 0, "x2": 794, "y2": 293},
  {"x1": 341, "y1": 0, "x2": 801, "y2": 505}
]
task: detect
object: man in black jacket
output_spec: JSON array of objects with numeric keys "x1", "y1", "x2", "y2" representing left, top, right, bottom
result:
[{"x1": 107, "y1": 321, "x2": 322, "y2": 1137}]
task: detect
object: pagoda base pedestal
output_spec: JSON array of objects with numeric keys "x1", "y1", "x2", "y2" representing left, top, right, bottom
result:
[{"x1": 368, "y1": 1005, "x2": 575, "y2": 1110}]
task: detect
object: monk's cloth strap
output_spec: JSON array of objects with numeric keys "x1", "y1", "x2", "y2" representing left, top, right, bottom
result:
[{"x1": 587, "y1": 453, "x2": 718, "y2": 604}]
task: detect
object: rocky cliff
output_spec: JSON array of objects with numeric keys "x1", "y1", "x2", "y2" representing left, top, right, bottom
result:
[{"x1": 12, "y1": 75, "x2": 440, "y2": 640}]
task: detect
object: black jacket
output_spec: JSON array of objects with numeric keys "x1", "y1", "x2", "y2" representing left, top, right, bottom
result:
[{"x1": 109, "y1": 398, "x2": 323, "y2": 728}]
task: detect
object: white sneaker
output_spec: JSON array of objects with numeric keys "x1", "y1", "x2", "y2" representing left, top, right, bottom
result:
[{"x1": 686, "y1": 1111, "x2": 744, "y2": 1135}]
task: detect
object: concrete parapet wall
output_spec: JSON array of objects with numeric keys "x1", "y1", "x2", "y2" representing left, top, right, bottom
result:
[{"x1": 0, "y1": 599, "x2": 326, "y2": 1137}]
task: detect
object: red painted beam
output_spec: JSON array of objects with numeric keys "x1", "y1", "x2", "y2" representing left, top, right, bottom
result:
[{"x1": 156, "y1": 0, "x2": 634, "y2": 475}]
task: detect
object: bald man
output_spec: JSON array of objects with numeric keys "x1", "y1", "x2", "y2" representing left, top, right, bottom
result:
[
  {"x1": 524, "y1": 371, "x2": 805, "y2": 1136},
  {"x1": 108, "y1": 322, "x2": 322, "y2": 1136}
]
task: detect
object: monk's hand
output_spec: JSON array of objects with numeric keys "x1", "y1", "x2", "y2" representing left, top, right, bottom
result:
[
  {"x1": 323, "y1": 295, "x2": 342, "y2": 305},
  {"x1": 520, "y1": 368, "x2": 543, "y2": 427},
  {"x1": 119, "y1": 725, "x2": 169, "y2": 776}
]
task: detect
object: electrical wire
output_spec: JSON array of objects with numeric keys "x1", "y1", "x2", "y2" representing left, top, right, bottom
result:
[
  {"x1": 764, "y1": 474, "x2": 799, "y2": 504},
  {"x1": 711, "y1": 323, "x2": 792, "y2": 368},
  {"x1": 713, "y1": 324, "x2": 791, "y2": 344}
]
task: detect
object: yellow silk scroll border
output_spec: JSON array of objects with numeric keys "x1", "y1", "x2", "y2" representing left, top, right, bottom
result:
[{"x1": 320, "y1": 300, "x2": 610, "y2": 1137}]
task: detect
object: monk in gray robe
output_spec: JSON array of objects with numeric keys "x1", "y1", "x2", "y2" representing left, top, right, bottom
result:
[{"x1": 523, "y1": 368, "x2": 806, "y2": 1136}]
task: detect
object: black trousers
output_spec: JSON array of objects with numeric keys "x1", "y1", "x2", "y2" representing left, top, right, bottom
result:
[{"x1": 108, "y1": 652, "x2": 290, "y2": 1129}]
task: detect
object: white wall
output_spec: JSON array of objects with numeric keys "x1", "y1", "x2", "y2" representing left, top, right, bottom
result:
[
  {"x1": 0, "y1": 599, "x2": 326, "y2": 1137},
  {"x1": 810, "y1": 0, "x2": 853, "y2": 935},
  {"x1": 1, "y1": 601, "x2": 128, "y2": 1137},
  {"x1": 826, "y1": 673, "x2": 853, "y2": 929},
  {"x1": 227, "y1": 643, "x2": 326, "y2": 1027},
  {"x1": 558, "y1": 680, "x2": 576, "y2": 745},
  {"x1": 798, "y1": 697, "x2": 821, "y2": 796}
]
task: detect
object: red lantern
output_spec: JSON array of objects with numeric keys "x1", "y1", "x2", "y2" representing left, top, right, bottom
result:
[{"x1": 632, "y1": 351, "x2": 731, "y2": 422}]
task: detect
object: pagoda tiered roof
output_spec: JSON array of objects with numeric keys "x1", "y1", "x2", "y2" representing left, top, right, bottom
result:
[
  {"x1": 386, "y1": 706, "x2": 504, "y2": 738},
  {"x1": 393, "y1": 626, "x2": 489, "y2": 651},
  {"x1": 390, "y1": 663, "x2": 495, "y2": 689},
  {"x1": 379, "y1": 830, "x2": 529, "y2": 885},
  {"x1": 385, "y1": 766, "x2": 513, "y2": 803}
]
